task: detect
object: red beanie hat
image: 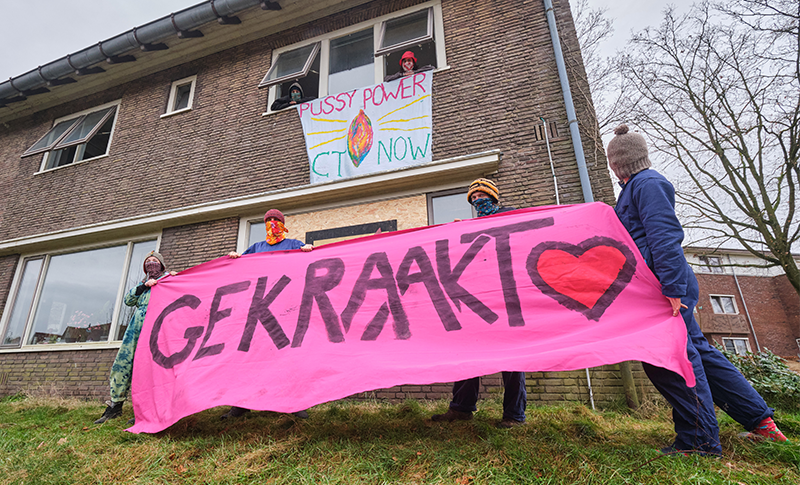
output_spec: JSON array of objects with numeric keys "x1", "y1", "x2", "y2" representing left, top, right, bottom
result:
[{"x1": 264, "y1": 209, "x2": 285, "y2": 224}]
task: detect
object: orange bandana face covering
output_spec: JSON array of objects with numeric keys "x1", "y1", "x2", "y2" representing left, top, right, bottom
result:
[{"x1": 266, "y1": 220, "x2": 287, "y2": 245}]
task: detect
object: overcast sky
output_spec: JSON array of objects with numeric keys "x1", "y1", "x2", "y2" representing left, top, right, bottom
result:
[{"x1": 0, "y1": 0, "x2": 693, "y2": 81}]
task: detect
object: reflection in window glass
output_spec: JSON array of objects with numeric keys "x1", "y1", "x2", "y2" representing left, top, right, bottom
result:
[
  {"x1": 115, "y1": 240, "x2": 158, "y2": 340},
  {"x1": 264, "y1": 43, "x2": 318, "y2": 84},
  {"x1": 723, "y1": 338, "x2": 750, "y2": 356},
  {"x1": 329, "y1": 29, "x2": 374, "y2": 95},
  {"x1": 1, "y1": 258, "x2": 43, "y2": 346},
  {"x1": 57, "y1": 107, "x2": 115, "y2": 147},
  {"x1": 248, "y1": 221, "x2": 267, "y2": 248},
  {"x1": 710, "y1": 295, "x2": 736, "y2": 314},
  {"x1": 431, "y1": 192, "x2": 473, "y2": 225},
  {"x1": 174, "y1": 83, "x2": 192, "y2": 111},
  {"x1": 381, "y1": 9, "x2": 430, "y2": 50},
  {"x1": 29, "y1": 245, "x2": 127, "y2": 345}
]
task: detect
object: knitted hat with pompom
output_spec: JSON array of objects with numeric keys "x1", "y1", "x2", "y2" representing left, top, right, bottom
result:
[{"x1": 606, "y1": 124, "x2": 652, "y2": 180}]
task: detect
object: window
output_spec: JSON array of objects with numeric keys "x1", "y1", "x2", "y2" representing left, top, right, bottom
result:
[
  {"x1": 427, "y1": 189, "x2": 474, "y2": 225},
  {"x1": 0, "y1": 239, "x2": 157, "y2": 348},
  {"x1": 698, "y1": 255, "x2": 724, "y2": 273},
  {"x1": 22, "y1": 101, "x2": 120, "y2": 171},
  {"x1": 710, "y1": 295, "x2": 737, "y2": 314},
  {"x1": 162, "y1": 75, "x2": 197, "y2": 116},
  {"x1": 796, "y1": 338, "x2": 800, "y2": 354},
  {"x1": 723, "y1": 337, "x2": 751, "y2": 356},
  {"x1": 261, "y1": 2, "x2": 445, "y2": 110}
]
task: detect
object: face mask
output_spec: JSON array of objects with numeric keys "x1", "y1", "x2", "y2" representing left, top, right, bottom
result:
[
  {"x1": 144, "y1": 260, "x2": 163, "y2": 280},
  {"x1": 290, "y1": 90, "x2": 301, "y2": 102},
  {"x1": 266, "y1": 220, "x2": 287, "y2": 245},
  {"x1": 472, "y1": 197, "x2": 499, "y2": 217}
]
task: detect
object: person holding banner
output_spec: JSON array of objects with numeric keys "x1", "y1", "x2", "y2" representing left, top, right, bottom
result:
[
  {"x1": 95, "y1": 251, "x2": 176, "y2": 424},
  {"x1": 222, "y1": 209, "x2": 313, "y2": 419},
  {"x1": 431, "y1": 178, "x2": 528, "y2": 429},
  {"x1": 607, "y1": 124, "x2": 788, "y2": 455},
  {"x1": 383, "y1": 51, "x2": 434, "y2": 83}
]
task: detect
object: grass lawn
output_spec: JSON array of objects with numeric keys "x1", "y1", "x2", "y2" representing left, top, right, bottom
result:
[{"x1": 1, "y1": 393, "x2": 797, "y2": 484}]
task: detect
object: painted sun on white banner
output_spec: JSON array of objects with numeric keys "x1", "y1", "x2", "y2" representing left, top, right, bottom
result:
[{"x1": 298, "y1": 72, "x2": 433, "y2": 184}]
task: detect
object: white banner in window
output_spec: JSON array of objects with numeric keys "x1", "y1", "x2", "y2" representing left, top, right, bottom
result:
[{"x1": 298, "y1": 72, "x2": 432, "y2": 184}]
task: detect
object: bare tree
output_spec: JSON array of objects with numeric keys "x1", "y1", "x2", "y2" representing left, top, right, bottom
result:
[
  {"x1": 616, "y1": 1, "x2": 800, "y2": 295},
  {"x1": 571, "y1": 0, "x2": 626, "y2": 133}
]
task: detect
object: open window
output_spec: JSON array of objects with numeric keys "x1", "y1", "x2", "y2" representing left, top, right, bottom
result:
[
  {"x1": 710, "y1": 295, "x2": 738, "y2": 314},
  {"x1": 22, "y1": 102, "x2": 120, "y2": 171},
  {"x1": 262, "y1": 2, "x2": 445, "y2": 112},
  {"x1": 722, "y1": 337, "x2": 751, "y2": 356},
  {"x1": 259, "y1": 42, "x2": 321, "y2": 89}
]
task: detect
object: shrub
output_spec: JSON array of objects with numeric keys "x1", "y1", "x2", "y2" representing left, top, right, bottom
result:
[{"x1": 719, "y1": 346, "x2": 800, "y2": 411}]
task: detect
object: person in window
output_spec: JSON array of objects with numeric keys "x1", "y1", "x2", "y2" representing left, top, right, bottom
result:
[
  {"x1": 95, "y1": 251, "x2": 176, "y2": 424},
  {"x1": 270, "y1": 82, "x2": 314, "y2": 111},
  {"x1": 221, "y1": 209, "x2": 313, "y2": 419},
  {"x1": 607, "y1": 124, "x2": 788, "y2": 454},
  {"x1": 431, "y1": 178, "x2": 528, "y2": 429},
  {"x1": 383, "y1": 51, "x2": 435, "y2": 83}
]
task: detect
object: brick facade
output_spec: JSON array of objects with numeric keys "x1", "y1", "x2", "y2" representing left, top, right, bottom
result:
[{"x1": 0, "y1": 0, "x2": 645, "y2": 407}]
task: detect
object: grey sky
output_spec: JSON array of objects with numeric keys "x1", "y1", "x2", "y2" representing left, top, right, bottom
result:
[{"x1": 0, "y1": 0, "x2": 695, "y2": 82}]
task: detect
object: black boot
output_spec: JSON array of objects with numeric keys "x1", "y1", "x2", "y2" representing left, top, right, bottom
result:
[{"x1": 94, "y1": 401, "x2": 124, "y2": 424}]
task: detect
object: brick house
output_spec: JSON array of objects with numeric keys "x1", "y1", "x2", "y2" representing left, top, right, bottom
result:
[
  {"x1": 686, "y1": 249, "x2": 800, "y2": 359},
  {"x1": 0, "y1": 0, "x2": 635, "y2": 405}
]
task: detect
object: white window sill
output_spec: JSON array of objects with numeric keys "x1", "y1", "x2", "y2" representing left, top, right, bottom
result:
[
  {"x1": 34, "y1": 154, "x2": 109, "y2": 175},
  {"x1": 0, "y1": 341, "x2": 122, "y2": 353},
  {"x1": 160, "y1": 107, "x2": 193, "y2": 119}
]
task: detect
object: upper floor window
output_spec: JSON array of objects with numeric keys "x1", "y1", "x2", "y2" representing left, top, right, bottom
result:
[
  {"x1": 22, "y1": 100, "x2": 120, "y2": 171},
  {"x1": 261, "y1": 2, "x2": 445, "y2": 111},
  {"x1": 162, "y1": 75, "x2": 197, "y2": 117},
  {"x1": 710, "y1": 295, "x2": 737, "y2": 314},
  {"x1": 0, "y1": 238, "x2": 157, "y2": 348},
  {"x1": 698, "y1": 255, "x2": 724, "y2": 273}
]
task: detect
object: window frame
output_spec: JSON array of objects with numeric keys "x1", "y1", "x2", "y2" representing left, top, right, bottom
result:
[
  {"x1": 698, "y1": 255, "x2": 724, "y2": 274},
  {"x1": 426, "y1": 188, "x2": 475, "y2": 225},
  {"x1": 161, "y1": 75, "x2": 197, "y2": 117},
  {"x1": 259, "y1": 42, "x2": 322, "y2": 89},
  {"x1": 262, "y1": 0, "x2": 446, "y2": 114},
  {"x1": 29, "y1": 100, "x2": 121, "y2": 173},
  {"x1": 375, "y1": 7, "x2": 434, "y2": 57},
  {"x1": 0, "y1": 235, "x2": 160, "y2": 351},
  {"x1": 709, "y1": 294, "x2": 738, "y2": 315},
  {"x1": 722, "y1": 337, "x2": 751, "y2": 356}
]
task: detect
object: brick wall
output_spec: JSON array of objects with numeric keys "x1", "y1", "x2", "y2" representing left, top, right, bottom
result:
[
  {"x1": 0, "y1": 349, "x2": 117, "y2": 399},
  {"x1": 0, "y1": 0, "x2": 628, "y2": 405}
]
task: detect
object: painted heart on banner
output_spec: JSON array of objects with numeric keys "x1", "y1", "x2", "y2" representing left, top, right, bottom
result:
[{"x1": 526, "y1": 236, "x2": 637, "y2": 321}]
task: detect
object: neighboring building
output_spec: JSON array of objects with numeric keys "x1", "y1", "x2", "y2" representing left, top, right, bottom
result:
[
  {"x1": 686, "y1": 248, "x2": 800, "y2": 359},
  {"x1": 0, "y1": 0, "x2": 625, "y2": 403}
]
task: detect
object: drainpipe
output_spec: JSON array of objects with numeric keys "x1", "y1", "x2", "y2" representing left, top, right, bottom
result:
[
  {"x1": 729, "y1": 255, "x2": 761, "y2": 352},
  {"x1": 542, "y1": 0, "x2": 594, "y2": 204}
]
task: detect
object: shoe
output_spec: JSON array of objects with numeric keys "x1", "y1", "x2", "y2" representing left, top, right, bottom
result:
[
  {"x1": 497, "y1": 418, "x2": 524, "y2": 429},
  {"x1": 431, "y1": 409, "x2": 473, "y2": 422},
  {"x1": 220, "y1": 406, "x2": 250, "y2": 419},
  {"x1": 127, "y1": 418, "x2": 135, "y2": 425},
  {"x1": 291, "y1": 410, "x2": 309, "y2": 419},
  {"x1": 94, "y1": 401, "x2": 124, "y2": 424},
  {"x1": 740, "y1": 417, "x2": 789, "y2": 442}
]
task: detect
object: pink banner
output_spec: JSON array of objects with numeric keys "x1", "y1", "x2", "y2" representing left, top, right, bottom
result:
[{"x1": 129, "y1": 203, "x2": 693, "y2": 433}]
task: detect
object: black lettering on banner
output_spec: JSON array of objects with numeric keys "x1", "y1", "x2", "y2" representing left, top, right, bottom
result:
[
  {"x1": 150, "y1": 294, "x2": 203, "y2": 369},
  {"x1": 292, "y1": 258, "x2": 346, "y2": 347},
  {"x1": 193, "y1": 281, "x2": 251, "y2": 361},
  {"x1": 460, "y1": 218, "x2": 555, "y2": 326},
  {"x1": 341, "y1": 252, "x2": 411, "y2": 341},
  {"x1": 435, "y1": 236, "x2": 498, "y2": 324},
  {"x1": 238, "y1": 275, "x2": 292, "y2": 352},
  {"x1": 396, "y1": 246, "x2": 461, "y2": 331}
]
